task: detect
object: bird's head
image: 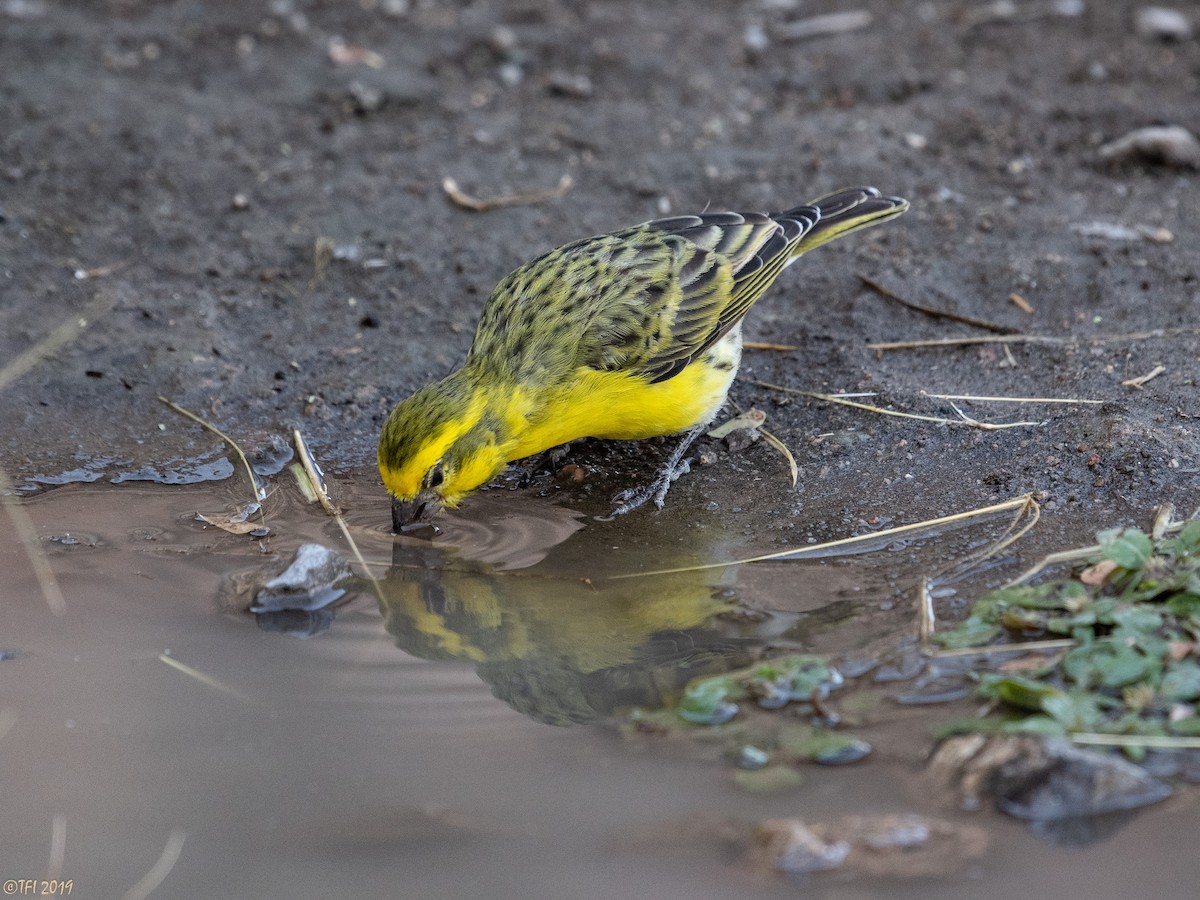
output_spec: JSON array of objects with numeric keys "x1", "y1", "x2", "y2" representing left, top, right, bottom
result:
[{"x1": 378, "y1": 376, "x2": 509, "y2": 531}]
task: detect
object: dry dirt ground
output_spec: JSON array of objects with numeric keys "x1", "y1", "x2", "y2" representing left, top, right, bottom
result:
[{"x1": 2, "y1": 0, "x2": 1198, "y2": 547}]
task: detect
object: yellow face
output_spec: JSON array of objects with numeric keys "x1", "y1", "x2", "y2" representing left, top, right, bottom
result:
[
  {"x1": 378, "y1": 383, "x2": 509, "y2": 521},
  {"x1": 379, "y1": 437, "x2": 509, "y2": 509}
]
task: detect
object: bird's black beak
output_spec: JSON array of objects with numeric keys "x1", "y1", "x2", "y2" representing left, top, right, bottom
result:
[{"x1": 391, "y1": 496, "x2": 441, "y2": 536}]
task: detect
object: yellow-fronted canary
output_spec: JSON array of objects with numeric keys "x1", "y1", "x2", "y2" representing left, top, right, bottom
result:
[{"x1": 380, "y1": 187, "x2": 908, "y2": 527}]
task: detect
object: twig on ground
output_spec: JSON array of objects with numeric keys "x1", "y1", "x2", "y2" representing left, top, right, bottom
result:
[
  {"x1": 870, "y1": 326, "x2": 1200, "y2": 352},
  {"x1": 1121, "y1": 364, "x2": 1165, "y2": 389},
  {"x1": 858, "y1": 274, "x2": 1017, "y2": 334},
  {"x1": 776, "y1": 10, "x2": 873, "y2": 40},
  {"x1": 443, "y1": 174, "x2": 573, "y2": 211},
  {"x1": 1009, "y1": 292, "x2": 1034, "y2": 314}
]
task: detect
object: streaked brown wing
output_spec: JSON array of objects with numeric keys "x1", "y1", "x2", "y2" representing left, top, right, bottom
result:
[{"x1": 632, "y1": 206, "x2": 818, "y2": 382}]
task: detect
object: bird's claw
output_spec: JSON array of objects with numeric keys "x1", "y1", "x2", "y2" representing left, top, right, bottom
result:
[{"x1": 609, "y1": 455, "x2": 693, "y2": 516}]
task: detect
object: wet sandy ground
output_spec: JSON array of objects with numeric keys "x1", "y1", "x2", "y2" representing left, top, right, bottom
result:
[{"x1": 4, "y1": 479, "x2": 1199, "y2": 898}]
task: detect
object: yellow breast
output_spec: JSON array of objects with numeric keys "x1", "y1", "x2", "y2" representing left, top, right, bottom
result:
[{"x1": 505, "y1": 329, "x2": 743, "y2": 459}]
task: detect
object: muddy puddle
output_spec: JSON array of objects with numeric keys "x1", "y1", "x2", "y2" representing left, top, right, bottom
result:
[{"x1": 4, "y1": 477, "x2": 1197, "y2": 899}]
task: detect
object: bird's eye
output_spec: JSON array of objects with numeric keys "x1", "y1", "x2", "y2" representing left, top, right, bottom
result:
[{"x1": 427, "y1": 467, "x2": 445, "y2": 488}]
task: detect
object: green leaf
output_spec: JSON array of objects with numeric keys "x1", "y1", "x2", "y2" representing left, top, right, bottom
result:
[
  {"x1": 733, "y1": 765, "x2": 806, "y2": 794},
  {"x1": 1101, "y1": 646, "x2": 1160, "y2": 689},
  {"x1": 931, "y1": 717, "x2": 1010, "y2": 739},
  {"x1": 1098, "y1": 527, "x2": 1153, "y2": 571},
  {"x1": 985, "y1": 583, "x2": 1060, "y2": 610},
  {"x1": 678, "y1": 676, "x2": 742, "y2": 724},
  {"x1": 1111, "y1": 605, "x2": 1163, "y2": 634},
  {"x1": 933, "y1": 615, "x2": 1001, "y2": 649},
  {"x1": 1168, "y1": 712, "x2": 1200, "y2": 736},
  {"x1": 999, "y1": 714, "x2": 1069, "y2": 736},
  {"x1": 1046, "y1": 615, "x2": 1079, "y2": 635},
  {"x1": 1161, "y1": 662, "x2": 1200, "y2": 701},
  {"x1": 748, "y1": 654, "x2": 835, "y2": 706},
  {"x1": 977, "y1": 674, "x2": 1063, "y2": 711},
  {"x1": 1063, "y1": 641, "x2": 1160, "y2": 690},
  {"x1": 1164, "y1": 521, "x2": 1200, "y2": 559},
  {"x1": 1060, "y1": 581, "x2": 1091, "y2": 613},
  {"x1": 1166, "y1": 593, "x2": 1200, "y2": 624},
  {"x1": 1041, "y1": 691, "x2": 1105, "y2": 731}
]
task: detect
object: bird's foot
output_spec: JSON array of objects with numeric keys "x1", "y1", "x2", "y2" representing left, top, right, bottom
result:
[{"x1": 609, "y1": 456, "x2": 693, "y2": 516}]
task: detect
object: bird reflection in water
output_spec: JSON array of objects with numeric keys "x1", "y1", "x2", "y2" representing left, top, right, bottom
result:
[{"x1": 374, "y1": 497, "x2": 786, "y2": 726}]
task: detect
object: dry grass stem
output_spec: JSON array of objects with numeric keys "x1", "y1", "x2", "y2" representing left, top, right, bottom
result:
[
  {"x1": 158, "y1": 654, "x2": 251, "y2": 702},
  {"x1": 870, "y1": 326, "x2": 1200, "y2": 352},
  {"x1": 777, "y1": 9, "x2": 873, "y2": 39},
  {"x1": 47, "y1": 813, "x2": 66, "y2": 882},
  {"x1": 311, "y1": 236, "x2": 335, "y2": 286},
  {"x1": 936, "y1": 494, "x2": 1042, "y2": 584},
  {"x1": 0, "y1": 294, "x2": 109, "y2": 617},
  {"x1": 157, "y1": 397, "x2": 268, "y2": 540},
  {"x1": 928, "y1": 638, "x2": 1078, "y2": 658},
  {"x1": 946, "y1": 401, "x2": 1043, "y2": 430},
  {"x1": 122, "y1": 829, "x2": 187, "y2": 900},
  {"x1": 1004, "y1": 504, "x2": 1194, "y2": 589},
  {"x1": 753, "y1": 381, "x2": 1041, "y2": 430},
  {"x1": 758, "y1": 426, "x2": 799, "y2": 488},
  {"x1": 872, "y1": 335, "x2": 1068, "y2": 351},
  {"x1": 292, "y1": 429, "x2": 338, "y2": 516},
  {"x1": 1, "y1": 467, "x2": 67, "y2": 616},
  {"x1": 443, "y1": 174, "x2": 573, "y2": 211},
  {"x1": 1004, "y1": 546, "x2": 1101, "y2": 588},
  {"x1": 858, "y1": 274, "x2": 1017, "y2": 334},
  {"x1": 918, "y1": 577, "x2": 935, "y2": 648},
  {"x1": 0, "y1": 708, "x2": 16, "y2": 744},
  {"x1": 292, "y1": 430, "x2": 386, "y2": 600},
  {"x1": 744, "y1": 340, "x2": 799, "y2": 351},
  {"x1": 1152, "y1": 503, "x2": 1176, "y2": 541},
  {"x1": 612, "y1": 494, "x2": 1034, "y2": 578},
  {"x1": 0, "y1": 295, "x2": 111, "y2": 393},
  {"x1": 1009, "y1": 292, "x2": 1034, "y2": 314},
  {"x1": 1070, "y1": 733, "x2": 1200, "y2": 750},
  {"x1": 1121, "y1": 364, "x2": 1165, "y2": 389},
  {"x1": 922, "y1": 392, "x2": 1104, "y2": 405}
]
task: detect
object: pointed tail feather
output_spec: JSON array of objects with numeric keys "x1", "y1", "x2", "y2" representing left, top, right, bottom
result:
[{"x1": 780, "y1": 187, "x2": 908, "y2": 259}]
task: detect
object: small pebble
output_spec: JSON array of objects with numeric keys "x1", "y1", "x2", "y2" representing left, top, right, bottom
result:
[
  {"x1": 557, "y1": 463, "x2": 588, "y2": 483},
  {"x1": 1134, "y1": 6, "x2": 1193, "y2": 41},
  {"x1": 743, "y1": 22, "x2": 769, "y2": 53},
  {"x1": 545, "y1": 71, "x2": 593, "y2": 98},
  {"x1": 738, "y1": 745, "x2": 771, "y2": 770}
]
